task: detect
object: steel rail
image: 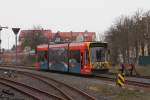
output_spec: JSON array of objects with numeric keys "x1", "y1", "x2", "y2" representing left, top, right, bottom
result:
[
  {"x1": 19, "y1": 71, "x2": 97, "y2": 100},
  {"x1": 0, "y1": 65, "x2": 150, "y2": 89},
  {"x1": 2, "y1": 64, "x2": 150, "y2": 80},
  {"x1": 0, "y1": 77, "x2": 65, "y2": 100},
  {"x1": 20, "y1": 72, "x2": 74, "y2": 100},
  {"x1": 95, "y1": 74, "x2": 150, "y2": 88},
  {"x1": 0, "y1": 66, "x2": 97, "y2": 100},
  {"x1": 0, "y1": 81, "x2": 39, "y2": 100}
]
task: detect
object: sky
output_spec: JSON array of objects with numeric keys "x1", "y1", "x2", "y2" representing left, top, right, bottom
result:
[{"x1": 0, "y1": 0, "x2": 150, "y2": 49}]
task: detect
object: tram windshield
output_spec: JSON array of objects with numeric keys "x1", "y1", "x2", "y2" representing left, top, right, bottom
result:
[{"x1": 90, "y1": 47, "x2": 106, "y2": 64}]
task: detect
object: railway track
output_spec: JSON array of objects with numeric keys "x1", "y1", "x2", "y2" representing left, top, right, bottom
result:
[
  {"x1": 0, "y1": 80, "x2": 38, "y2": 100},
  {"x1": 0, "y1": 64, "x2": 150, "y2": 89},
  {"x1": 20, "y1": 71, "x2": 96, "y2": 100},
  {"x1": 1, "y1": 64, "x2": 150, "y2": 79},
  {"x1": 95, "y1": 74, "x2": 150, "y2": 88},
  {"x1": 2, "y1": 64, "x2": 150, "y2": 79},
  {"x1": 105, "y1": 72, "x2": 150, "y2": 80},
  {"x1": 0, "y1": 66, "x2": 96, "y2": 100},
  {"x1": 0, "y1": 77, "x2": 64, "y2": 100}
]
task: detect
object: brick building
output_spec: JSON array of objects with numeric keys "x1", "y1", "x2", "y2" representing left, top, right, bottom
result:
[{"x1": 19, "y1": 29, "x2": 96, "y2": 51}]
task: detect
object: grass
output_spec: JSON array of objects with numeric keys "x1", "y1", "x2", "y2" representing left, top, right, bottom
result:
[
  {"x1": 114, "y1": 89, "x2": 150, "y2": 100},
  {"x1": 87, "y1": 84, "x2": 150, "y2": 100}
]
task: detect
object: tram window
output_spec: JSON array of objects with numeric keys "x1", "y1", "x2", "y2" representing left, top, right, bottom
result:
[
  {"x1": 90, "y1": 47, "x2": 105, "y2": 63},
  {"x1": 85, "y1": 49, "x2": 89, "y2": 65},
  {"x1": 37, "y1": 51, "x2": 45, "y2": 62},
  {"x1": 96, "y1": 50, "x2": 102, "y2": 61},
  {"x1": 96, "y1": 49, "x2": 105, "y2": 62},
  {"x1": 69, "y1": 50, "x2": 80, "y2": 67},
  {"x1": 70, "y1": 50, "x2": 80, "y2": 63},
  {"x1": 80, "y1": 53, "x2": 83, "y2": 68},
  {"x1": 49, "y1": 47, "x2": 68, "y2": 63}
]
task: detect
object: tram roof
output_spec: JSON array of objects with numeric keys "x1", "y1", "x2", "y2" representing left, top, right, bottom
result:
[{"x1": 37, "y1": 42, "x2": 107, "y2": 51}]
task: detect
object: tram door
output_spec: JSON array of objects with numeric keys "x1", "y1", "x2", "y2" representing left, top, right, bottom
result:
[
  {"x1": 69, "y1": 50, "x2": 81, "y2": 73},
  {"x1": 38, "y1": 51, "x2": 48, "y2": 70}
]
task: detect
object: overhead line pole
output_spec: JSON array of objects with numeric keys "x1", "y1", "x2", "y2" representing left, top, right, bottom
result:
[{"x1": 0, "y1": 26, "x2": 8, "y2": 60}]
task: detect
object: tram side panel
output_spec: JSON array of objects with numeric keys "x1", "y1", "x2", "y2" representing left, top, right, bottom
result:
[
  {"x1": 48, "y1": 47, "x2": 68, "y2": 72},
  {"x1": 37, "y1": 51, "x2": 49, "y2": 70},
  {"x1": 37, "y1": 47, "x2": 83, "y2": 74},
  {"x1": 36, "y1": 42, "x2": 110, "y2": 75},
  {"x1": 68, "y1": 50, "x2": 81, "y2": 74},
  {"x1": 48, "y1": 48, "x2": 81, "y2": 74}
]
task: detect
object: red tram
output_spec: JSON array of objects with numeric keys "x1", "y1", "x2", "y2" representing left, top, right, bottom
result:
[{"x1": 36, "y1": 42, "x2": 110, "y2": 75}]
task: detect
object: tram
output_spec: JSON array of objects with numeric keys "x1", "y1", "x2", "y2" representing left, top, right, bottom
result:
[{"x1": 36, "y1": 42, "x2": 110, "y2": 75}]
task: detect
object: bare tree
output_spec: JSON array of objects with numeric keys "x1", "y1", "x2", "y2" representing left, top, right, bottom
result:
[
  {"x1": 104, "y1": 9, "x2": 148, "y2": 64},
  {"x1": 21, "y1": 26, "x2": 48, "y2": 50},
  {"x1": 98, "y1": 33, "x2": 105, "y2": 42},
  {"x1": 143, "y1": 10, "x2": 150, "y2": 55}
]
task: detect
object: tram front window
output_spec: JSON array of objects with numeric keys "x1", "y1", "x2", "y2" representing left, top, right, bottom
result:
[
  {"x1": 37, "y1": 51, "x2": 48, "y2": 62},
  {"x1": 90, "y1": 47, "x2": 106, "y2": 64}
]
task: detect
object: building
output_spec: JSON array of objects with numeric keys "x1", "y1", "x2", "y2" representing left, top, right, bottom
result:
[
  {"x1": 52, "y1": 31, "x2": 96, "y2": 42},
  {"x1": 18, "y1": 29, "x2": 96, "y2": 51}
]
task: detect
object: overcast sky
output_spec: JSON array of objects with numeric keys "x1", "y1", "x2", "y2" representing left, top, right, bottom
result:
[{"x1": 0, "y1": 0, "x2": 150, "y2": 49}]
